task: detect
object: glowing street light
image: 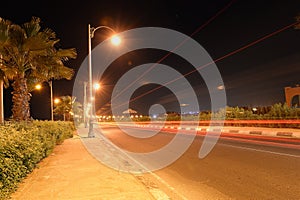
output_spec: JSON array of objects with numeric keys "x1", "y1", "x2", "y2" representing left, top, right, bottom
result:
[
  {"x1": 35, "y1": 84, "x2": 42, "y2": 90},
  {"x1": 93, "y1": 83, "x2": 101, "y2": 90},
  {"x1": 87, "y1": 24, "x2": 121, "y2": 137},
  {"x1": 111, "y1": 35, "x2": 121, "y2": 46},
  {"x1": 54, "y1": 98, "x2": 60, "y2": 104}
]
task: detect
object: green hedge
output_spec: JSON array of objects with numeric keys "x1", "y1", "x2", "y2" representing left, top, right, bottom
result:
[{"x1": 0, "y1": 120, "x2": 75, "y2": 199}]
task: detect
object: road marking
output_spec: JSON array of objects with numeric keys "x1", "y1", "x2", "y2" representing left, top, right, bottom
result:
[{"x1": 222, "y1": 144, "x2": 300, "y2": 158}]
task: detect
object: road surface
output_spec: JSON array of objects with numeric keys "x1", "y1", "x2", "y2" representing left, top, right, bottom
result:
[{"x1": 95, "y1": 124, "x2": 300, "y2": 200}]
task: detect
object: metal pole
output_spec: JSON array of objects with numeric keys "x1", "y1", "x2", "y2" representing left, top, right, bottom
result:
[
  {"x1": 83, "y1": 81, "x2": 87, "y2": 128},
  {"x1": 0, "y1": 55, "x2": 3, "y2": 124},
  {"x1": 50, "y1": 80, "x2": 53, "y2": 121},
  {"x1": 0, "y1": 80, "x2": 3, "y2": 124},
  {"x1": 88, "y1": 24, "x2": 95, "y2": 137}
]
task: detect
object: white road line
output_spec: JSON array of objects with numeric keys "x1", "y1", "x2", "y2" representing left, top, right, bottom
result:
[{"x1": 222, "y1": 143, "x2": 300, "y2": 158}]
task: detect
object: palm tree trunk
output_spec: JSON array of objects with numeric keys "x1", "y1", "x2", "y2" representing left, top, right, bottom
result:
[
  {"x1": 11, "y1": 75, "x2": 31, "y2": 121},
  {"x1": 0, "y1": 80, "x2": 4, "y2": 124}
]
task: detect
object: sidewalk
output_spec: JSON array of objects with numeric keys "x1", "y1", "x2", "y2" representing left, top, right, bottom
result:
[{"x1": 10, "y1": 133, "x2": 156, "y2": 200}]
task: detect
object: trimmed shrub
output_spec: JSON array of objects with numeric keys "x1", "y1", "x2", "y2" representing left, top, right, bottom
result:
[{"x1": 0, "y1": 120, "x2": 74, "y2": 199}]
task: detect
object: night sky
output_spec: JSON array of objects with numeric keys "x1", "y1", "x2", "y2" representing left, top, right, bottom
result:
[{"x1": 1, "y1": 0, "x2": 300, "y2": 119}]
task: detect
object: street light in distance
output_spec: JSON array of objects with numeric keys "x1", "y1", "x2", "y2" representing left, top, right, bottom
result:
[
  {"x1": 35, "y1": 81, "x2": 55, "y2": 121},
  {"x1": 54, "y1": 98, "x2": 60, "y2": 104},
  {"x1": 35, "y1": 84, "x2": 42, "y2": 90}
]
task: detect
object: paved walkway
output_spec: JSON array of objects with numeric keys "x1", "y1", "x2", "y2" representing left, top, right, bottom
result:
[{"x1": 10, "y1": 134, "x2": 156, "y2": 200}]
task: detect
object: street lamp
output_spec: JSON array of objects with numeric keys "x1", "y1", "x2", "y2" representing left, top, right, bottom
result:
[
  {"x1": 35, "y1": 80, "x2": 55, "y2": 121},
  {"x1": 35, "y1": 84, "x2": 42, "y2": 90},
  {"x1": 87, "y1": 24, "x2": 120, "y2": 137},
  {"x1": 54, "y1": 98, "x2": 60, "y2": 104},
  {"x1": 93, "y1": 83, "x2": 101, "y2": 90}
]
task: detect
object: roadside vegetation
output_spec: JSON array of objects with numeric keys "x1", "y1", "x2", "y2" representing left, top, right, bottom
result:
[
  {"x1": 0, "y1": 120, "x2": 75, "y2": 199},
  {"x1": 111, "y1": 103, "x2": 300, "y2": 128},
  {"x1": 199, "y1": 103, "x2": 300, "y2": 120}
]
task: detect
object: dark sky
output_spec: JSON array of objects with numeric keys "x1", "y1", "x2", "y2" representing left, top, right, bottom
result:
[{"x1": 1, "y1": 0, "x2": 300, "y2": 119}]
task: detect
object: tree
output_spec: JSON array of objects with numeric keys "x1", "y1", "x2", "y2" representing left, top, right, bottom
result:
[
  {"x1": 54, "y1": 96, "x2": 82, "y2": 121},
  {"x1": 267, "y1": 103, "x2": 294, "y2": 119},
  {"x1": 26, "y1": 47, "x2": 76, "y2": 92},
  {"x1": 0, "y1": 17, "x2": 76, "y2": 121}
]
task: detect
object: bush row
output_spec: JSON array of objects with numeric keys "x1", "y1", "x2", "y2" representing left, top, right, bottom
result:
[
  {"x1": 111, "y1": 103, "x2": 300, "y2": 128},
  {"x1": 0, "y1": 120, "x2": 75, "y2": 199}
]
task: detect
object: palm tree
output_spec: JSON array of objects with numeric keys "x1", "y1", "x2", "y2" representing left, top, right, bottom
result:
[
  {"x1": 0, "y1": 17, "x2": 76, "y2": 121},
  {"x1": 26, "y1": 47, "x2": 76, "y2": 92},
  {"x1": 54, "y1": 96, "x2": 82, "y2": 121}
]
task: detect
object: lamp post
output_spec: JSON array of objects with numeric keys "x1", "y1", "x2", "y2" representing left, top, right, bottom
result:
[
  {"x1": 49, "y1": 80, "x2": 54, "y2": 121},
  {"x1": 87, "y1": 24, "x2": 120, "y2": 138},
  {"x1": 35, "y1": 80, "x2": 54, "y2": 121},
  {"x1": 0, "y1": 54, "x2": 4, "y2": 124}
]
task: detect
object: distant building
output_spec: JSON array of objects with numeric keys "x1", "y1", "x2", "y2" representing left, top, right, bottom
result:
[
  {"x1": 122, "y1": 108, "x2": 137, "y2": 114},
  {"x1": 284, "y1": 86, "x2": 300, "y2": 107}
]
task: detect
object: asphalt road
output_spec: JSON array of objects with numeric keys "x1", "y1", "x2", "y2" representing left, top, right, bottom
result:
[{"x1": 97, "y1": 124, "x2": 300, "y2": 200}]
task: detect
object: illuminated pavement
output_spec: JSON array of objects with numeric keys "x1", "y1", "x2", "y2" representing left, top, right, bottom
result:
[{"x1": 11, "y1": 133, "x2": 162, "y2": 200}]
